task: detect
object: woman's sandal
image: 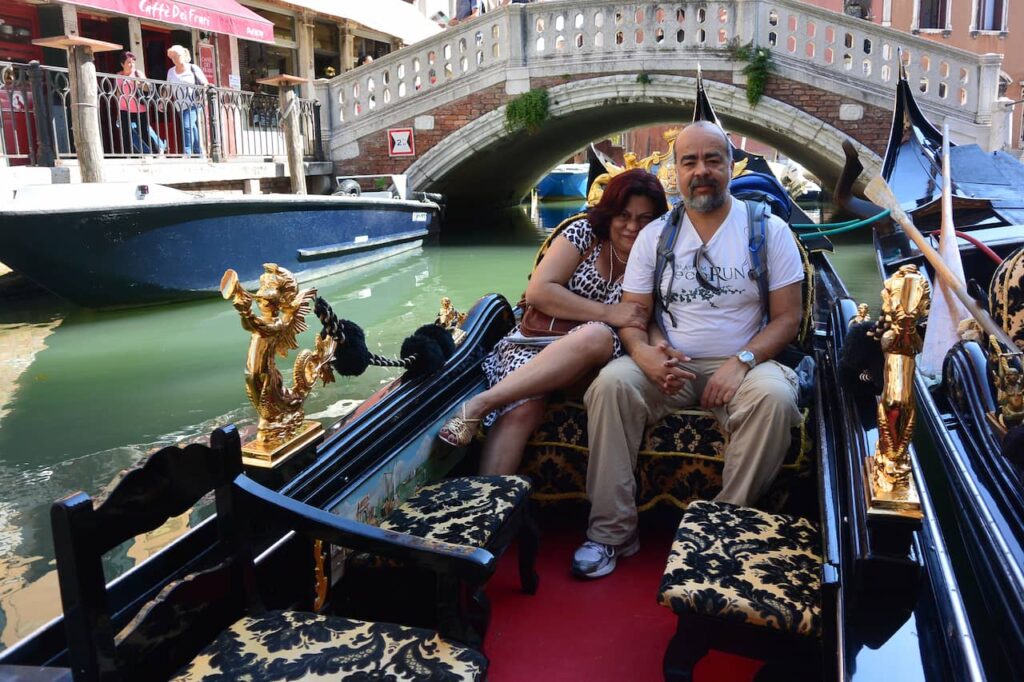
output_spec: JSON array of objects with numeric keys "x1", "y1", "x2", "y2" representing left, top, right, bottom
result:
[{"x1": 438, "y1": 405, "x2": 482, "y2": 447}]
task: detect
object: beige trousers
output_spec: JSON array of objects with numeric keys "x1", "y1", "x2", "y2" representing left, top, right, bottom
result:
[{"x1": 582, "y1": 355, "x2": 802, "y2": 545}]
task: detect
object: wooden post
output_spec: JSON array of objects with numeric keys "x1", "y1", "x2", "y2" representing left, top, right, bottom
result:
[
  {"x1": 258, "y1": 74, "x2": 308, "y2": 195},
  {"x1": 34, "y1": 36, "x2": 121, "y2": 183},
  {"x1": 68, "y1": 45, "x2": 103, "y2": 182}
]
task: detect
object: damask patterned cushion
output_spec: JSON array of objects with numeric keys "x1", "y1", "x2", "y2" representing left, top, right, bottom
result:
[
  {"x1": 379, "y1": 475, "x2": 531, "y2": 547},
  {"x1": 519, "y1": 402, "x2": 811, "y2": 510},
  {"x1": 658, "y1": 500, "x2": 821, "y2": 637},
  {"x1": 172, "y1": 610, "x2": 486, "y2": 681},
  {"x1": 989, "y1": 244, "x2": 1024, "y2": 350}
]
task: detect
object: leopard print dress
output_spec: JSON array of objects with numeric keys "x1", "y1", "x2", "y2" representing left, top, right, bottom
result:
[{"x1": 481, "y1": 218, "x2": 625, "y2": 424}]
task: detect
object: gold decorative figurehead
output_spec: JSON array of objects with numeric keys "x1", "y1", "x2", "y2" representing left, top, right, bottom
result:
[
  {"x1": 436, "y1": 296, "x2": 468, "y2": 345},
  {"x1": 852, "y1": 302, "x2": 871, "y2": 325},
  {"x1": 866, "y1": 264, "x2": 930, "y2": 516},
  {"x1": 222, "y1": 264, "x2": 337, "y2": 464}
]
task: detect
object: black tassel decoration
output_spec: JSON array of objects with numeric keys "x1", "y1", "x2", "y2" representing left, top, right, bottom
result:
[
  {"x1": 838, "y1": 320, "x2": 884, "y2": 396},
  {"x1": 401, "y1": 324, "x2": 457, "y2": 377},
  {"x1": 315, "y1": 297, "x2": 371, "y2": 376},
  {"x1": 315, "y1": 296, "x2": 456, "y2": 379}
]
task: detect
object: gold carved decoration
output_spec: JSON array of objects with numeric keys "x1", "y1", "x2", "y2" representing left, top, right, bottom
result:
[
  {"x1": 222, "y1": 264, "x2": 337, "y2": 467},
  {"x1": 865, "y1": 264, "x2": 929, "y2": 519},
  {"x1": 312, "y1": 539, "x2": 328, "y2": 611},
  {"x1": 987, "y1": 336, "x2": 1024, "y2": 436},
  {"x1": 436, "y1": 296, "x2": 468, "y2": 345}
]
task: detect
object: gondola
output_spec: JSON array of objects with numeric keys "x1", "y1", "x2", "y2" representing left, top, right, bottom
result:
[
  {"x1": 837, "y1": 63, "x2": 1024, "y2": 677},
  {"x1": 0, "y1": 79, "x2": 990, "y2": 681}
]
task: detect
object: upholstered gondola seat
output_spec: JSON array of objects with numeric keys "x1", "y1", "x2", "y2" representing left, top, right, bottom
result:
[
  {"x1": 173, "y1": 610, "x2": 486, "y2": 681},
  {"x1": 520, "y1": 404, "x2": 811, "y2": 509},
  {"x1": 658, "y1": 500, "x2": 822, "y2": 680},
  {"x1": 343, "y1": 475, "x2": 539, "y2": 645},
  {"x1": 990, "y1": 244, "x2": 1024, "y2": 351},
  {"x1": 360, "y1": 476, "x2": 533, "y2": 558}
]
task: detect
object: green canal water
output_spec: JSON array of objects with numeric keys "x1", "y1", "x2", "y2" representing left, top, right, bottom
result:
[{"x1": 0, "y1": 200, "x2": 882, "y2": 650}]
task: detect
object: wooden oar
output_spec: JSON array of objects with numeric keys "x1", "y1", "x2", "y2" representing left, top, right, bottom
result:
[{"x1": 864, "y1": 175, "x2": 1020, "y2": 351}]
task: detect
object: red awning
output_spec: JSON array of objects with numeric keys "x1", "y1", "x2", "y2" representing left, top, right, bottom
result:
[{"x1": 61, "y1": 0, "x2": 275, "y2": 44}]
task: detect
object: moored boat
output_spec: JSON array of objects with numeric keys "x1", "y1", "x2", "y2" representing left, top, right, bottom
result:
[
  {"x1": 535, "y1": 163, "x2": 590, "y2": 199},
  {"x1": 839, "y1": 65, "x2": 1024, "y2": 676},
  {"x1": 0, "y1": 180, "x2": 441, "y2": 308}
]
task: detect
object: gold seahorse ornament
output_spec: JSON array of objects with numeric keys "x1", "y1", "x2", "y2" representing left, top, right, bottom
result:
[
  {"x1": 222, "y1": 264, "x2": 337, "y2": 462},
  {"x1": 867, "y1": 265, "x2": 929, "y2": 514}
]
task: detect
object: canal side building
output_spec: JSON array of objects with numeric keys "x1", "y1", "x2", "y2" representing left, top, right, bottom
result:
[
  {"x1": 621, "y1": 0, "x2": 1021, "y2": 176},
  {"x1": 869, "y1": 0, "x2": 1023, "y2": 152},
  {"x1": 0, "y1": 0, "x2": 442, "y2": 193}
]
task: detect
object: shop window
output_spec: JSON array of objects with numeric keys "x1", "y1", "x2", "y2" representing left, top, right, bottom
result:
[
  {"x1": 916, "y1": 0, "x2": 949, "y2": 30},
  {"x1": 313, "y1": 21, "x2": 339, "y2": 79},
  {"x1": 353, "y1": 36, "x2": 391, "y2": 69},
  {"x1": 240, "y1": 41, "x2": 295, "y2": 94},
  {"x1": 974, "y1": 0, "x2": 1006, "y2": 31},
  {"x1": 251, "y1": 7, "x2": 294, "y2": 43}
]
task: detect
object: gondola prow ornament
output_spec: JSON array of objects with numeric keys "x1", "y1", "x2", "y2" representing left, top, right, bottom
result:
[
  {"x1": 221, "y1": 264, "x2": 336, "y2": 466},
  {"x1": 866, "y1": 264, "x2": 929, "y2": 518}
]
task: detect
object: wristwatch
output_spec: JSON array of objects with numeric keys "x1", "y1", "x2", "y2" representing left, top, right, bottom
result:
[{"x1": 736, "y1": 350, "x2": 757, "y2": 370}]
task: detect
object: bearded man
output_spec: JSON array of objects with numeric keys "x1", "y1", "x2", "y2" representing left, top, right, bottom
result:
[{"x1": 571, "y1": 121, "x2": 805, "y2": 578}]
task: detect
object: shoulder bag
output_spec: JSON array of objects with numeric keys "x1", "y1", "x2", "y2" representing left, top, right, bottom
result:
[{"x1": 518, "y1": 240, "x2": 601, "y2": 338}]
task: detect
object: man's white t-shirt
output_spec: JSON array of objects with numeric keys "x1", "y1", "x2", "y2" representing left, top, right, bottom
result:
[{"x1": 622, "y1": 198, "x2": 804, "y2": 358}]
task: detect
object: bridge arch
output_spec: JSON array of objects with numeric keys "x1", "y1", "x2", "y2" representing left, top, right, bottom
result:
[{"x1": 406, "y1": 75, "x2": 882, "y2": 205}]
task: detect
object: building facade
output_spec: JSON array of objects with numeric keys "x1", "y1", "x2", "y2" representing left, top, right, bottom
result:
[{"x1": 869, "y1": 0, "x2": 1020, "y2": 149}]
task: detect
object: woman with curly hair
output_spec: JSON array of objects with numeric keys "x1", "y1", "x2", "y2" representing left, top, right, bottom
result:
[{"x1": 438, "y1": 169, "x2": 669, "y2": 475}]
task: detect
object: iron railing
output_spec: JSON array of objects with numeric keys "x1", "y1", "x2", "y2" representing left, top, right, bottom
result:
[{"x1": 0, "y1": 60, "x2": 322, "y2": 166}]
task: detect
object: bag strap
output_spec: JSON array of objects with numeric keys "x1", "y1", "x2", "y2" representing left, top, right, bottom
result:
[
  {"x1": 745, "y1": 199, "x2": 770, "y2": 328},
  {"x1": 653, "y1": 202, "x2": 686, "y2": 337}
]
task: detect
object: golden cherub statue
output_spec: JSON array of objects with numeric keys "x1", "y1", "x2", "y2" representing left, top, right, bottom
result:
[
  {"x1": 869, "y1": 264, "x2": 930, "y2": 505},
  {"x1": 436, "y1": 297, "x2": 467, "y2": 344},
  {"x1": 222, "y1": 264, "x2": 337, "y2": 458}
]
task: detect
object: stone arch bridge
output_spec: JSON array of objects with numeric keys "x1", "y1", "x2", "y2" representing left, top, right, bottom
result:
[{"x1": 316, "y1": 0, "x2": 1005, "y2": 205}]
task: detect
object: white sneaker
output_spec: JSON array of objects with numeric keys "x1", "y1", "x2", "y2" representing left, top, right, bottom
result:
[{"x1": 571, "y1": 534, "x2": 640, "y2": 579}]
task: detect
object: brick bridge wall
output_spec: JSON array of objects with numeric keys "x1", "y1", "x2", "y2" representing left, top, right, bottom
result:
[{"x1": 334, "y1": 70, "x2": 892, "y2": 178}]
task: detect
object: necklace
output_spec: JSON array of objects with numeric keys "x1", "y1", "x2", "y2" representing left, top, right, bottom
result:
[
  {"x1": 610, "y1": 245, "x2": 629, "y2": 265},
  {"x1": 605, "y1": 242, "x2": 623, "y2": 286}
]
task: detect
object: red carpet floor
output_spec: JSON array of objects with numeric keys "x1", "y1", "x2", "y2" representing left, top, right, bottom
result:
[{"x1": 483, "y1": 508, "x2": 764, "y2": 681}]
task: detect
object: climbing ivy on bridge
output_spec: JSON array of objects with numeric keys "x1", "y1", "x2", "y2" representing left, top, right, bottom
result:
[
  {"x1": 505, "y1": 88, "x2": 550, "y2": 134},
  {"x1": 731, "y1": 41, "x2": 774, "y2": 106}
]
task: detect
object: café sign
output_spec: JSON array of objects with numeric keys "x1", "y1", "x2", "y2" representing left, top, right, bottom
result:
[{"x1": 61, "y1": 0, "x2": 274, "y2": 43}]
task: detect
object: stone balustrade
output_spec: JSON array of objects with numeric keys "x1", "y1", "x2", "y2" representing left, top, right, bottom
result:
[{"x1": 320, "y1": 0, "x2": 1002, "y2": 147}]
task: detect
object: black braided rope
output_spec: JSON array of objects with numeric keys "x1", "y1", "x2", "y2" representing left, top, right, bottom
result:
[{"x1": 314, "y1": 296, "x2": 417, "y2": 368}]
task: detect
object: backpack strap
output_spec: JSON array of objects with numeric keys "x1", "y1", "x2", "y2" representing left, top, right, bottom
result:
[
  {"x1": 745, "y1": 199, "x2": 770, "y2": 328},
  {"x1": 653, "y1": 202, "x2": 686, "y2": 337}
]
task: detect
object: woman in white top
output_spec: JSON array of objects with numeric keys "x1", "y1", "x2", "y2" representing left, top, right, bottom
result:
[{"x1": 166, "y1": 45, "x2": 208, "y2": 157}]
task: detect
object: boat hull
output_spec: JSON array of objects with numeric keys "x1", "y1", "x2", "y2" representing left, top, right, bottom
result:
[
  {"x1": 536, "y1": 166, "x2": 588, "y2": 199},
  {"x1": 0, "y1": 196, "x2": 439, "y2": 308}
]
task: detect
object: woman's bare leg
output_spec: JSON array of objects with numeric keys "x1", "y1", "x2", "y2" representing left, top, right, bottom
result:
[
  {"x1": 466, "y1": 324, "x2": 615, "y2": 420},
  {"x1": 479, "y1": 399, "x2": 548, "y2": 475}
]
